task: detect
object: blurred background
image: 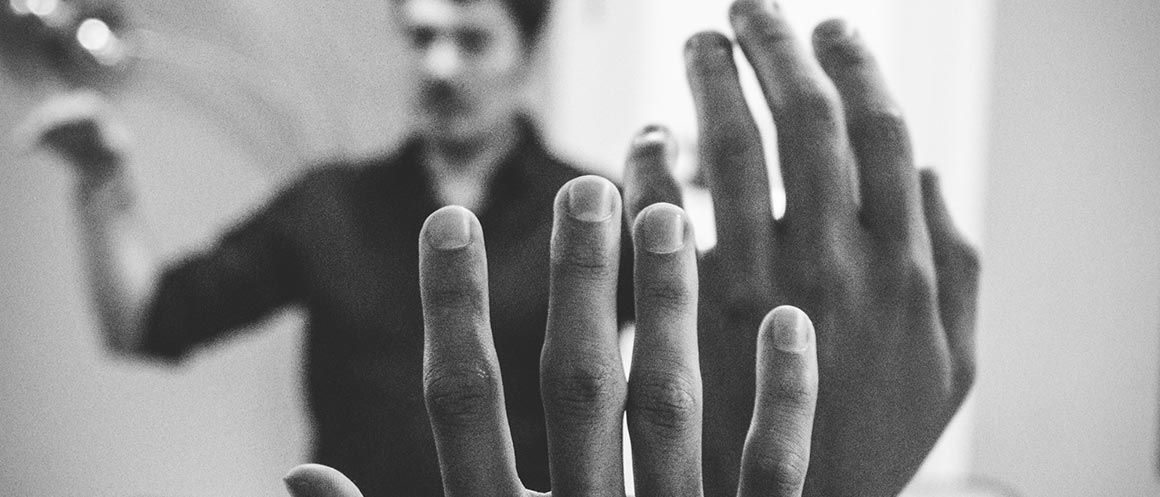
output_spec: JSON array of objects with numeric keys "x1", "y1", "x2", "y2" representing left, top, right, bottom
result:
[{"x1": 0, "y1": 0, "x2": 1157, "y2": 495}]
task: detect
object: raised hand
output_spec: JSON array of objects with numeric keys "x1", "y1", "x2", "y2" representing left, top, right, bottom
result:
[
  {"x1": 623, "y1": 2, "x2": 980, "y2": 496},
  {"x1": 22, "y1": 91, "x2": 128, "y2": 182},
  {"x1": 285, "y1": 174, "x2": 822, "y2": 497}
]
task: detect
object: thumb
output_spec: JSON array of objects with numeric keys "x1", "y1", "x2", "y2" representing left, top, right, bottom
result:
[{"x1": 284, "y1": 464, "x2": 364, "y2": 497}]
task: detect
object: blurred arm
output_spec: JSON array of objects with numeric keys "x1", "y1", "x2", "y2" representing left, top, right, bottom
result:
[
  {"x1": 74, "y1": 170, "x2": 160, "y2": 354},
  {"x1": 27, "y1": 91, "x2": 160, "y2": 354}
]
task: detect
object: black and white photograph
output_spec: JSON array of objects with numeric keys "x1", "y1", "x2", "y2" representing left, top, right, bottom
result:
[{"x1": 0, "y1": 1, "x2": 1157, "y2": 496}]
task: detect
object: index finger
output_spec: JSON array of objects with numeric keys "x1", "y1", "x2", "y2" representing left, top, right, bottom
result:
[
  {"x1": 626, "y1": 203, "x2": 703, "y2": 497},
  {"x1": 419, "y1": 206, "x2": 524, "y2": 497},
  {"x1": 685, "y1": 31, "x2": 776, "y2": 285},
  {"x1": 541, "y1": 176, "x2": 628, "y2": 496},
  {"x1": 729, "y1": 0, "x2": 858, "y2": 234},
  {"x1": 814, "y1": 19, "x2": 920, "y2": 242},
  {"x1": 737, "y1": 306, "x2": 818, "y2": 497}
]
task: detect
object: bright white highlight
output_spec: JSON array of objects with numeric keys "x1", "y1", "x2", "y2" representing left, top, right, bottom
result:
[
  {"x1": 25, "y1": 0, "x2": 59, "y2": 17},
  {"x1": 76, "y1": 17, "x2": 128, "y2": 66},
  {"x1": 76, "y1": 18, "x2": 112, "y2": 52}
]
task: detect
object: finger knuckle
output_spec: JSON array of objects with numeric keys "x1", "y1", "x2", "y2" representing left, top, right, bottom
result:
[
  {"x1": 772, "y1": 375, "x2": 819, "y2": 412},
  {"x1": 784, "y1": 261, "x2": 835, "y2": 302},
  {"x1": 952, "y1": 357, "x2": 977, "y2": 402},
  {"x1": 748, "y1": 445, "x2": 809, "y2": 494},
  {"x1": 864, "y1": 212, "x2": 915, "y2": 245},
  {"x1": 887, "y1": 269, "x2": 937, "y2": 311},
  {"x1": 542, "y1": 363, "x2": 623, "y2": 420},
  {"x1": 703, "y1": 131, "x2": 764, "y2": 174},
  {"x1": 865, "y1": 250, "x2": 936, "y2": 300},
  {"x1": 640, "y1": 280, "x2": 695, "y2": 312},
  {"x1": 782, "y1": 89, "x2": 842, "y2": 128},
  {"x1": 823, "y1": 34, "x2": 875, "y2": 68},
  {"x1": 424, "y1": 286, "x2": 483, "y2": 311},
  {"x1": 424, "y1": 368, "x2": 498, "y2": 427},
  {"x1": 555, "y1": 246, "x2": 618, "y2": 282},
  {"x1": 788, "y1": 246, "x2": 858, "y2": 294},
  {"x1": 954, "y1": 243, "x2": 982, "y2": 277},
  {"x1": 853, "y1": 108, "x2": 910, "y2": 144},
  {"x1": 628, "y1": 370, "x2": 700, "y2": 433}
]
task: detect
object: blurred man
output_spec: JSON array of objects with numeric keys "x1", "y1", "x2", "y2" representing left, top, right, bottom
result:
[{"x1": 39, "y1": 0, "x2": 629, "y2": 494}]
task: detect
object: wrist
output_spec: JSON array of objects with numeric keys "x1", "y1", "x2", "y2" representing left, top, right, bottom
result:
[
  {"x1": 72, "y1": 150, "x2": 124, "y2": 180},
  {"x1": 76, "y1": 172, "x2": 135, "y2": 212}
]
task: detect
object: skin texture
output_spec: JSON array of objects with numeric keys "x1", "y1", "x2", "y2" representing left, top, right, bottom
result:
[
  {"x1": 622, "y1": 2, "x2": 980, "y2": 496},
  {"x1": 285, "y1": 175, "x2": 821, "y2": 497},
  {"x1": 284, "y1": 2, "x2": 978, "y2": 495}
]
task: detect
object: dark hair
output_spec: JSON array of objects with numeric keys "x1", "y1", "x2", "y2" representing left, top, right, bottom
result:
[
  {"x1": 498, "y1": 0, "x2": 552, "y2": 45},
  {"x1": 394, "y1": 0, "x2": 553, "y2": 46}
]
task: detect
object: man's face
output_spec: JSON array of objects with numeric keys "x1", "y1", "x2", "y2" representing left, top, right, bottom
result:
[{"x1": 396, "y1": 0, "x2": 529, "y2": 144}]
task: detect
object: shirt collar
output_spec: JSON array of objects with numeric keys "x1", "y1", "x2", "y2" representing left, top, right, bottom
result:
[{"x1": 387, "y1": 114, "x2": 552, "y2": 215}]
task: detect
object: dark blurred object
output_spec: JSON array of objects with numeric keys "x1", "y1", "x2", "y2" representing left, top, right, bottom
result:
[
  {"x1": 40, "y1": 117, "x2": 120, "y2": 175},
  {"x1": 0, "y1": 0, "x2": 134, "y2": 89},
  {"x1": 5, "y1": 0, "x2": 314, "y2": 171}
]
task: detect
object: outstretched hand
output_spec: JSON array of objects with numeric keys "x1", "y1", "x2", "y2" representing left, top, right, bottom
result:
[
  {"x1": 21, "y1": 90, "x2": 127, "y2": 182},
  {"x1": 284, "y1": 175, "x2": 821, "y2": 497},
  {"x1": 623, "y1": 2, "x2": 979, "y2": 496},
  {"x1": 281, "y1": 2, "x2": 979, "y2": 495}
]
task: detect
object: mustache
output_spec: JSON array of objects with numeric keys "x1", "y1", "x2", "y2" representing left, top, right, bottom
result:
[{"x1": 420, "y1": 83, "x2": 468, "y2": 110}]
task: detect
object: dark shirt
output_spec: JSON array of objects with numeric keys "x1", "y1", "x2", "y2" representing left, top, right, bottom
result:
[{"x1": 140, "y1": 120, "x2": 633, "y2": 496}]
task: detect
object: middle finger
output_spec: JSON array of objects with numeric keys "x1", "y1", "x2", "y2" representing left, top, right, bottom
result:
[
  {"x1": 685, "y1": 31, "x2": 776, "y2": 284},
  {"x1": 627, "y1": 203, "x2": 703, "y2": 497},
  {"x1": 541, "y1": 176, "x2": 628, "y2": 496},
  {"x1": 419, "y1": 206, "x2": 524, "y2": 497},
  {"x1": 730, "y1": 0, "x2": 858, "y2": 235}
]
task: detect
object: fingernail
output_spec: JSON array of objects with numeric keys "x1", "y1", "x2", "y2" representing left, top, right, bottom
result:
[
  {"x1": 686, "y1": 31, "x2": 731, "y2": 55},
  {"x1": 567, "y1": 176, "x2": 615, "y2": 222},
  {"x1": 815, "y1": 19, "x2": 853, "y2": 44},
  {"x1": 638, "y1": 204, "x2": 686, "y2": 254},
  {"x1": 633, "y1": 124, "x2": 670, "y2": 148},
  {"x1": 767, "y1": 306, "x2": 812, "y2": 352},
  {"x1": 282, "y1": 466, "x2": 311, "y2": 496},
  {"x1": 729, "y1": 0, "x2": 763, "y2": 20},
  {"x1": 283, "y1": 476, "x2": 305, "y2": 495},
  {"x1": 631, "y1": 125, "x2": 677, "y2": 161},
  {"x1": 426, "y1": 206, "x2": 472, "y2": 250}
]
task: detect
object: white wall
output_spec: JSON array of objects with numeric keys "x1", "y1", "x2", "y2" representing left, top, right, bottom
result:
[
  {"x1": 974, "y1": 0, "x2": 1160, "y2": 495},
  {"x1": 0, "y1": 1, "x2": 409, "y2": 495},
  {"x1": 0, "y1": 79, "x2": 311, "y2": 497}
]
